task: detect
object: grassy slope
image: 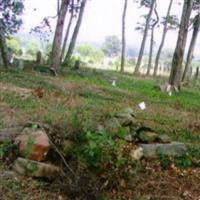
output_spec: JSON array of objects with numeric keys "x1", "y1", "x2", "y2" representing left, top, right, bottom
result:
[{"x1": 0, "y1": 68, "x2": 200, "y2": 199}]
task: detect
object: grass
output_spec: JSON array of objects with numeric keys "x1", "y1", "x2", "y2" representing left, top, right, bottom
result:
[
  {"x1": 0, "y1": 67, "x2": 200, "y2": 199},
  {"x1": 1, "y1": 67, "x2": 200, "y2": 133}
]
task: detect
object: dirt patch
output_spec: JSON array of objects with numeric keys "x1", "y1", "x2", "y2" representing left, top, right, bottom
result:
[
  {"x1": 0, "y1": 103, "x2": 18, "y2": 127},
  {"x1": 0, "y1": 82, "x2": 33, "y2": 100},
  {"x1": 63, "y1": 82, "x2": 107, "y2": 97}
]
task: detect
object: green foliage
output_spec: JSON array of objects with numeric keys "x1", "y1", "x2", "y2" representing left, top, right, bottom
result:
[
  {"x1": 24, "y1": 137, "x2": 34, "y2": 159},
  {"x1": 6, "y1": 37, "x2": 21, "y2": 55},
  {"x1": 25, "y1": 42, "x2": 39, "y2": 58},
  {"x1": 139, "y1": 0, "x2": 153, "y2": 8},
  {"x1": 157, "y1": 148, "x2": 172, "y2": 169},
  {"x1": 0, "y1": 140, "x2": 13, "y2": 159},
  {"x1": 77, "y1": 43, "x2": 105, "y2": 64},
  {"x1": 83, "y1": 132, "x2": 107, "y2": 168},
  {"x1": 162, "y1": 15, "x2": 179, "y2": 30},
  {"x1": 77, "y1": 44, "x2": 94, "y2": 57},
  {"x1": 174, "y1": 154, "x2": 192, "y2": 169},
  {"x1": 0, "y1": 0, "x2": 24, "y2": 35},
  {"x1": 82, "y1": 131, "x2": 126, "y2": 170},
  {"x1": 43, "y1": 43, "x2": 52, "y2": 63},
  {"x1": 157, "y1": 145, "x2": 200, "y2": 169}
]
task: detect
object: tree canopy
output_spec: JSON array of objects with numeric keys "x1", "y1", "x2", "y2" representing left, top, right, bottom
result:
[{"x1": 0, "y1": 0, "x2": 24, "y2": 34}]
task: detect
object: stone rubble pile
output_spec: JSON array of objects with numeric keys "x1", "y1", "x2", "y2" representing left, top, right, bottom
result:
[
  {"x1": 0, "y1": 107, "x2": 188, "y2": 177},
  {"x1": 99, "y1": 107, "x2": 187, "y2": 160},
  {"x1": 0, "y1": 124, "x2": 60, "y2": 178}
]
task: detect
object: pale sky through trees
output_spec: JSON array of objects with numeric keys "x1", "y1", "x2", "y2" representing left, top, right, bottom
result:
[{"x1": 20, "y1": 0, "x2": 200, "y2": 59}]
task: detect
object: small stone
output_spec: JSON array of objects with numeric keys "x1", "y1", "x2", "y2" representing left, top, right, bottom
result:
[
  {"x1": 115, "y1": 113, "x2": 135, "y2": 126},
  {"x1": 15, "y1": 128, "x2": 50, "y2": 161},
  {"x1": 130, "y1": 147, "x2": 143, "y2": 161},
  {"x1": 96, "y1": 124, "x2": 105, "y2": 133},
  {"x1": 125, "y1": 134, "x2": 134, "y2": 142},
  {"x1": 157, "y1": 134, "x2": 171, "y2": 143},
  {"x1": 139, "y1": 142, "x2": 187, "y2": 158},
  {"x1": 104, "y1": 118, "x2": 121, "y2": 136},
  {"x1": 119, "y1": 179, "x2": 126, "y2": 188},
  {"x1": 130, "y1": 122, "x2": 141, "y2": 134},
  {"x1": 122, "y1": 107, "x2": 135, "y2": 117},
  {"x1": 137, "y1": 131, "x2": 158, "y2": 143},
  {"x1": 13, "y1": 157, "x2": 60, "y2": 178}
]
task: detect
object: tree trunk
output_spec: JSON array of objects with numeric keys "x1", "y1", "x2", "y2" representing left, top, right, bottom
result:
[
  {"x1": 169, "y1": 0, "x2": 193, "y2": 89},
  {"x1": 134, "y1": 0, "x2": 155, "y2": 75},
  {"x1": 120, "y1": 0, "x2": 128, "y2": 73},
  {"x1": 60, "y1": 0, "x2": 74, "y2": 62},
  {"x1": 147, "y1": 1, "x2": 159, "y2": 76},
  {"x1": 0, "y1": 28, "x2": 11, "y2": 70},
  {"x1": 147, "y1": 28, "x2": 154, "y2": 76},
  {"x1": 64, "y1": 0, "x2": 87, "y2": 65},
  {"x1": 154, "y1": 0, "x2": 173, "y2": 77},
  {"x1": 182, "y1": 14, "x2": 200, "y2": 82},
  {"x1": 195, "y1": 66, "x2": 199, "y2": 81},
  {"x1": 50, "y1": 0, "x2": 69, "y2": 71},
  {"x1": 57, "y1": 0, "x2": 61, "y2": 15}
]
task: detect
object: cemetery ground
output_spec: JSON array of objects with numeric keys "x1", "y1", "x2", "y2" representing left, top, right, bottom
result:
[{"x1": 0, "y1": 68, "x2": 200, "y2": 199}]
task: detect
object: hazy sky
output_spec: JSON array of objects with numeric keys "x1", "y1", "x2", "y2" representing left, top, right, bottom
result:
[{"x1": 20, "y1": 0, "x2": 200, "y2": 58}]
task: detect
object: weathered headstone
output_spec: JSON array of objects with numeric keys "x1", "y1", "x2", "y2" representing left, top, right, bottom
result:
[{"x1": 36, "y1": 50, "x2": 42, "y2": 64}]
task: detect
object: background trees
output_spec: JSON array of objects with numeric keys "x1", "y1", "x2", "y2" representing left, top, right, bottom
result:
[
  {"x1": 0, "y1": 0, "x2": 24, "y2": 69},
  {"x1": 64, "y1": 0, "x2": 87, "y2": 65},
  {"x1": 76, "y1": 43, "x2": 104, "y2": 64},
  {"x1": 153, "y1": 0, "x2": 178, "y2": 77},
  {"x1": 134, "y1": 0, "x2": 156, "y2": 75},
  {"x1": 2, "y1": 0, "x2": 200, "y2": 86},
  {"x1": 146, "y1": 1, "x2": 159, "y2": 76},
  {"x1": 49, "y1": 0, "x2": 88, "y2": 71},
  {"x1": 182, "y1": 12, "x2": 200, "y2": 81},
  {"x1": 120, "y1": 0, "x2": 128, "y2": 73},
  {"x1": 6, "y1": 37, "x2": 21, "y2": 56},
  {"x1": 50, "y1": 0, "x2": 69, "y2": 71},
  {"x1": 169, "y1": 0, "x2": 193, "y2": 88}
]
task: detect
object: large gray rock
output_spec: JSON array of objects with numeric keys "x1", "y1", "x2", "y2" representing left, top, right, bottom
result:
[
  {"x1": 139, "y1": 142, "x2": 187, "y2": 158},
  {"x1": 136, "y1": 129, "x2": 171, "y2": 144},
  {"x1": 157, "y1": 134, "x2": 171, "y2": 143},
  {"x1": 13, "y1": 158, "x2": 60, "y2": 178}
]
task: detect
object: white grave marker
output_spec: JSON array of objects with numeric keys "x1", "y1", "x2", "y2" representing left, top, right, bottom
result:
[
  {"x1": 138, "y1": 102, "x2": 146, "y2": 110},
  {"x1": 112, "y1": 80, "x2": 116, "y2": 86},
  {"x1": 168, "y1": 91, "x2": 172, "y2": 96},
  {"x1": 166, "y1": 84, "x2": 171, "y2": 92}
]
